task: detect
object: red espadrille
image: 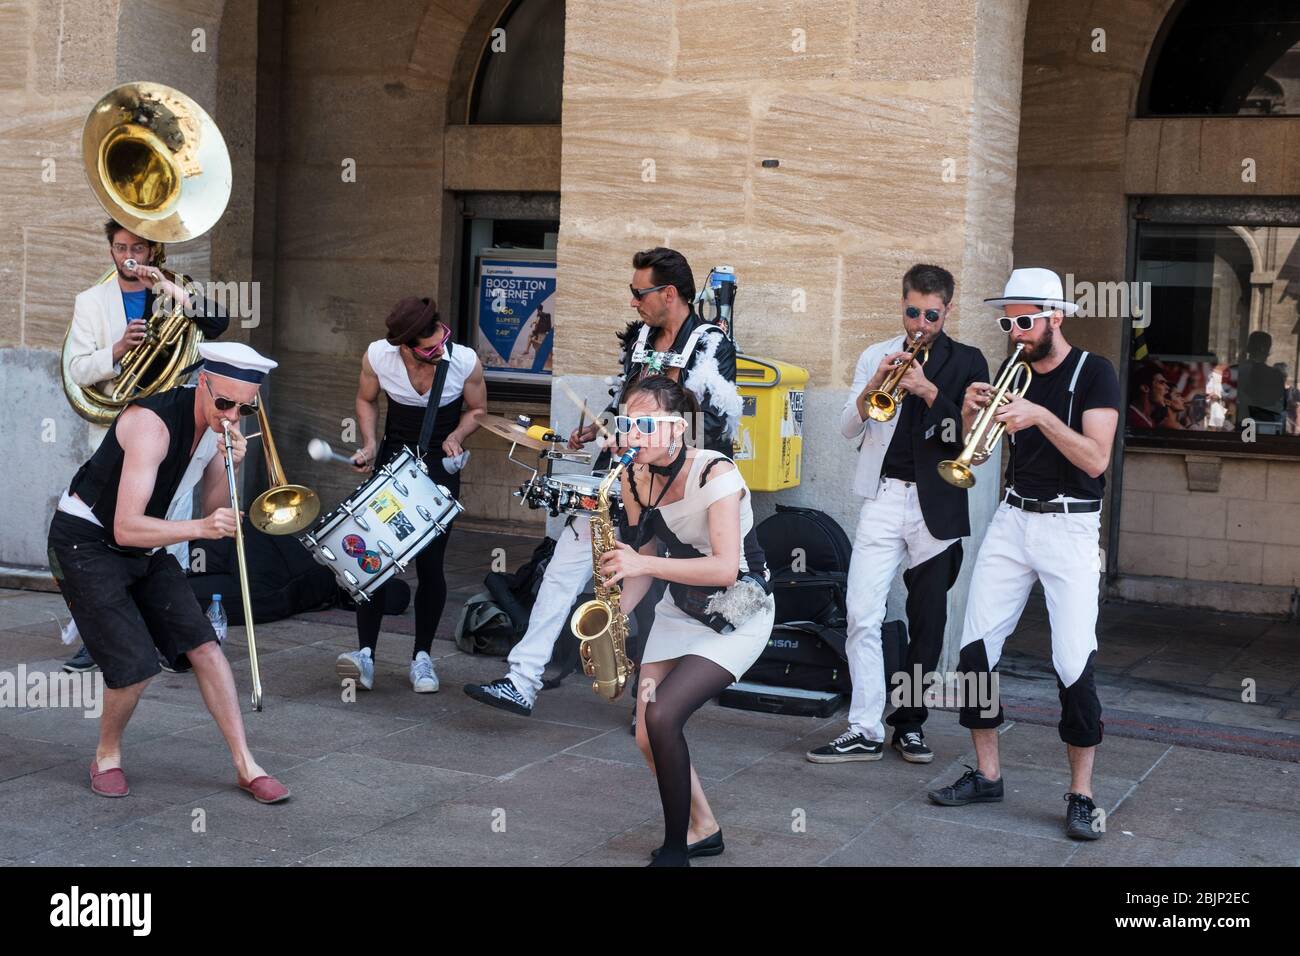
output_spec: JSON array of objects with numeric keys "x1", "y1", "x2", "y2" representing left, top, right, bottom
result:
[
  {"x1": 237, "y1": 774, "x2": 290, "y2": 804},
  {"x1": 89, "y1": 760, "x2": 129, "y2": 798}
]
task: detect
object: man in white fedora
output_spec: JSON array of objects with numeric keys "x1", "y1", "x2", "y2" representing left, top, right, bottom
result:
[{"x1": 926, "y1": 267, "x2": 1120, "y2": 841}]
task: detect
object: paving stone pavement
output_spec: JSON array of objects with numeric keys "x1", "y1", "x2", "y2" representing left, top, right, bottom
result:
[{"x1": 1, "y1": 530, "x2": 1298, "y2": 867}]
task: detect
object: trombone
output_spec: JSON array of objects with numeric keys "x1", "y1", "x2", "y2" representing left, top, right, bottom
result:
[
  {"x1": 937, "y1": 343, "x2": 1033, "y2": 489},
  {"x1": 220, "y1": 405, "x2": 320, "y2": 711},
  {"x1": 865, "y1": 331, "x2": 928, "y2": 422}
]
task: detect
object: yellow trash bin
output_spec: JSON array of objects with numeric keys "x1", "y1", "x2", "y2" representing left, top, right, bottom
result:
[{"x1": 731, "y1": 355, "x2": 808, "y2": 491}]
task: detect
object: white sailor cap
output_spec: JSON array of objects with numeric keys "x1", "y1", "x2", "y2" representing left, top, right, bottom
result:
[{"x1": 197, "y1": 342, "x2": 279, "y2": 384}]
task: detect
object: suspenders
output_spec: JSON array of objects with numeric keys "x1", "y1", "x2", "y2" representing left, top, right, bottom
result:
[{"x1": 1009, "y1": 349, "x2": 1090, "y2": 499}]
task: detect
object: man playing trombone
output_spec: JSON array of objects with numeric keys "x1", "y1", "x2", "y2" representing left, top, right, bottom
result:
[
  {"x1": 927, "y1": 268, "x2": 1120, "y2": 841},
  {"x1": 46, "y1": 342, "x2": 290, "y2": 804},
  {"x1": 807, "y1": 264, "x2": 988, "y2": 765}
]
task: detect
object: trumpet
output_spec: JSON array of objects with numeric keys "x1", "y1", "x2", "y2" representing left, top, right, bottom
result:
[
  {"x1": 937, "y1": 343, "x2": 1033, "y2": 489},
  {"x1": 865, "y1": 331, "x2": 929, "y2": 422}
]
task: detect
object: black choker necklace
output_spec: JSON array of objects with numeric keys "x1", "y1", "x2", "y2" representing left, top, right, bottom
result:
[{"x1": 647, "y1": 442, "x2": 688, "y2": 478}]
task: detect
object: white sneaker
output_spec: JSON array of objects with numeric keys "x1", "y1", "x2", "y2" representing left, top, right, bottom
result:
[
  {"x1": 336, "y1": 647, "x2": 374, "y2": 691},
  {"x1": 409, "y1": 651, "x2": 439, "y2": 693}
]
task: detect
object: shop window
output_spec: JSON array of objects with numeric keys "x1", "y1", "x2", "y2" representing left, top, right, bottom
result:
[
  {"x1": 1127, "y1": 221, "x2": 1300, "y2": 448},
  {"x1": 1141, "y1": 0, "x2": 1300, "y2": 116}
]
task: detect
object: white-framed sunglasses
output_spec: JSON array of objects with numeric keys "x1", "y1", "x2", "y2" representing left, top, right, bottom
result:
[
  {"x1": 614, "y1": 414, "x2": 685, "y2": 435},
  {"x1": 997, "y1": 309, "x2": 1054, "y2": 333}
]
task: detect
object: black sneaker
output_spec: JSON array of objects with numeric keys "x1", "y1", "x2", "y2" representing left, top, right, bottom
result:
[
  {"x1": 927, "y1": 765, "x2": 1004, "y2": 806},
  {"x1": 891, "y1": 730, "x2": 934, "y2": 763},
  {"x1": 1065, "y1": 792, "x2": 1103, "y2": 841},
  {"x1": 61, "y1": 645, "x2": 98, "y2": 674},
  {"x1": 463, "y1": 677, "x2": 533, "y2": 717},
  {"x1": 806, "y1": 730, "x2": 883, "y2": 763}
]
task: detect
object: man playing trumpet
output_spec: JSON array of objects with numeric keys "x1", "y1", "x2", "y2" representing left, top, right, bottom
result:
[
  {"x1": 927, "y1": 268, "x2": 1120, "y2": 841},
  {"x1": 807, "y1": 264, "x2": 988, "y2": 765}
]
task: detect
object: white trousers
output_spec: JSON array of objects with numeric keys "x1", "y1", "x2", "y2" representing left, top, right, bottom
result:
[
  {"x1": 506, "y1": 516, "x2": 601, "y2": 699},
  {"x1": 958, "y1": 498, "x2": 1102, "y2": 688},
  {"x1": 844, "y1": 478, "x2": 956, "y2": 741}
]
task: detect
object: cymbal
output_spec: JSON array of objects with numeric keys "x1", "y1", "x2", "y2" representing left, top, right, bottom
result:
[{"x1": 480, "y1": 414, "x2": 545, "y2": 450}]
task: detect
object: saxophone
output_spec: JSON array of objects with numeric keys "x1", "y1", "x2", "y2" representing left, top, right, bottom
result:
[{"x1": 570, "y1": 448, "x2": 640, "y2": 700}]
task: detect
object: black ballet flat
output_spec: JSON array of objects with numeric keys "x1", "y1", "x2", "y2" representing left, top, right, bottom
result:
[{"x1": 649, "y1": 829, "x2": 724, "y2": 860}]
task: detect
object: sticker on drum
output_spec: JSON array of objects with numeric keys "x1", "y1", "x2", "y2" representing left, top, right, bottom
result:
[
  {"x1": 369, "y1": 491, "x2": 403, "y2": 522},
  {"x1": 357, "y1": 551, "x2": 382, "y2": 574},
  {"x1": 386, "y1": 510, "x2": 416, "y2": 541},
  {"x1": 342, "y1": 534, "x2": 366, "y2": 557}
]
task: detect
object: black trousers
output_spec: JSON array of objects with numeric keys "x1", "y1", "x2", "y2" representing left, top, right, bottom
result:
[{"x1": 885, "y1": 540, "x2": 963, "y2": 734}]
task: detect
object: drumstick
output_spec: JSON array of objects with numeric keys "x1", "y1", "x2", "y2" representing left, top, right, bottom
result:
[{"x1": 556, "y1": 380, "x2": 614, "y2": 443}]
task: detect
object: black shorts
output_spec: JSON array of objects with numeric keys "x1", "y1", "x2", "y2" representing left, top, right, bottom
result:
[{"x1": 47, "y1": 511, "x2": 215, "y2": 690}]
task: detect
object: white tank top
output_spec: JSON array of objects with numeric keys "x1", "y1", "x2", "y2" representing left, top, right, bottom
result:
[{"x1": 366, "y1": 339, "x2": 476, "y2": 407}]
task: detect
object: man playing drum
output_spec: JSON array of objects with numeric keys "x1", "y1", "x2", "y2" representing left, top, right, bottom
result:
[{"x1": 335, "y1": 297, "x2": 486, "y2": 694}]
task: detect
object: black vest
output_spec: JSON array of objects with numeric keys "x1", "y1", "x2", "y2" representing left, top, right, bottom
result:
[{"x1": 68, "y1": 386, "x2": 201, "y2": 550}]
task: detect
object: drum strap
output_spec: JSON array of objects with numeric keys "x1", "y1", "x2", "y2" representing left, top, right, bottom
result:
[{"x1": 417, "y1": 343, "x2": 454, "y2": 458}]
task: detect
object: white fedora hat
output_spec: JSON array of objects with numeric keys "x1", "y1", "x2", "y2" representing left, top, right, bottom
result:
[{"x1": 984, "y1": 267, "x2": 1079, "y2": 316}]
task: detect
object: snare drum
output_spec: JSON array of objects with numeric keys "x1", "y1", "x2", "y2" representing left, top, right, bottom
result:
[
  {"x1": 517, "y1": 471, "x2": 622, "y2": 519},
  {"x1": 300, "y1": 447, "x2": 464, "y2": 601}
]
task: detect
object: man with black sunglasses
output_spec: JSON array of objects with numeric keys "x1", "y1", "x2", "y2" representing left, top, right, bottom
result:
[
  {"x1": 927, "y1": 267, "x2": 1120, "y2": 842},
  {"x1": 465, "y1": 246, "x2": 741, "y2": 718},
  {"x1": 808, "y1": 263, "x2": 988, "y2": 767},
  {"x1": 46, "y1": 341, "x2": 290, "y2": 804}
]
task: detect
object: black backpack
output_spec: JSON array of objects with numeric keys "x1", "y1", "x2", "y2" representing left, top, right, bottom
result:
[
  {"x1": 755, "y1": 504, "x2": 852, "y2": 627},
  {"x1": 456, "y1": 536, "x2": 557, "y2": 656}
]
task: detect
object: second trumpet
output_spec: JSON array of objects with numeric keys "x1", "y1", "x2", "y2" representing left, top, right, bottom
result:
[{"x1": 937, "y1": 343, "x2": 1033, "y2": 489}]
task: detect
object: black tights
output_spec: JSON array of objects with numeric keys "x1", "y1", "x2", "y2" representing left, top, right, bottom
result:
[
  {"x1": 355, "y1": 526, "x2": 453, "y2": 660},
  {"x1": 643, "y1": 654, "x2": 735, "y2": 867}
]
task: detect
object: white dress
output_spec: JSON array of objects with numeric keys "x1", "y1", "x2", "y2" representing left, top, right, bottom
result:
[{"x1": 639, "y1": 450, "x2": 776, "y2": 680}]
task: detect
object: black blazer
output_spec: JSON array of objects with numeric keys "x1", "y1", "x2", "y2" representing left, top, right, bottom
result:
[{"x1": 897, "y1": 331, "x2": 989, "y2": 540}]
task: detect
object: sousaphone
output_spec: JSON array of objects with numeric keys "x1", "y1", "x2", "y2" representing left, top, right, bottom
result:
[{"x1": 61, "y1": 81, "x2": 233, "y2": 425}]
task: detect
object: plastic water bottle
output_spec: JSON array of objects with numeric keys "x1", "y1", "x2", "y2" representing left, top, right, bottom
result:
[{"x1": 207, "y1": 594, "x2": 228, "y2": 644}]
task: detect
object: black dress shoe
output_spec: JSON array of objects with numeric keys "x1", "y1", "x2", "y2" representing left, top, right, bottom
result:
[{"x1": 649, "y1": 828, "x2": 724, "y2": 860}]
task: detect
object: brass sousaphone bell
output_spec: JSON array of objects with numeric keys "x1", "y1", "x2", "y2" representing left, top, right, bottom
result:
[{"x1": 62, "y1": 81, "x2": 233, "y2": 424}]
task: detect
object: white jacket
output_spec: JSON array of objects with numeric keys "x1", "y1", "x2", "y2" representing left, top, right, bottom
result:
[
  {"x1": 840, "y1": 333, "x2": 907, "y2": 500},
  {"x1": 67, "y1": 281, "x2": 131, "y2": 391}
]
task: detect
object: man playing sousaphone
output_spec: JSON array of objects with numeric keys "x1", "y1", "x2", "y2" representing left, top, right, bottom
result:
[
  {"x1": 47, "y1": 342, "x2": 290, "y2": 804},
  {"x1": 62, "y1": 218, "x2": 231, "y2": 675},
  {"x1": 333, "y1": 297, "x2": 487, "y2": 694}
]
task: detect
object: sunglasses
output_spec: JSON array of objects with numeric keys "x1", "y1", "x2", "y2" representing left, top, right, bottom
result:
[
  {"x1": 905, "y1": 306, "x2": 944, "y2": 322},
  {"x1": 630, "y1": 283, "x2": 669, "y2": 301},
  {"x1": 205, "y1": 380, "x2": 259, "y2": 417},
  {"x1": 614, "y1": 415, "x2": 685, "y2": 435},
  {"x1": 997, "y1": 309, "x2": 1054, "y2": 333},
  {"x1": 409, "y1": 324, "x2": 451, "y2": 359}
]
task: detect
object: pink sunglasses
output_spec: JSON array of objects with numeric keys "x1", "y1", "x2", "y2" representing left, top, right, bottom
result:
[{"x1": 409, "y1": 324, "x2": 451, "y2": 359}]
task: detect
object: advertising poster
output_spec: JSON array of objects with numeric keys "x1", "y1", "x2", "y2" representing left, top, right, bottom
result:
[{"x1": 474, "y1": 250, "x2": 556, "y2": 380}]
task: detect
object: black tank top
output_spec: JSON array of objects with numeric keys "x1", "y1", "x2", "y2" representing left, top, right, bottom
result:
[{"x1": 68, "y1": 386, "x2": 200, "y2": 550}]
